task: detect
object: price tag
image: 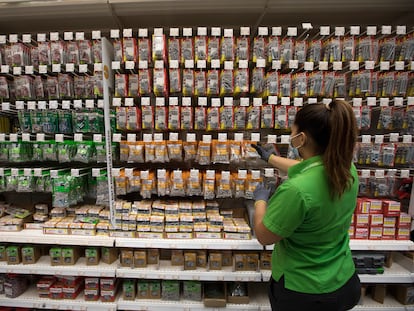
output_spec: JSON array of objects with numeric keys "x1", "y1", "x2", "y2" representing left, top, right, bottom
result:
[
  {"x1": 50, "y1": 32, "x2": 59, "y2": 41},
  {"x1": 408, "y1": 97, "x2": 414, "y2": 106},
  {"x1": 154, "y1": 133, "x2": 163, "y2": 142},
  {"x1": 112, "y1": 168, "x2": 121, "y2": 177},
  {"x1": 281, "y1": 135, "x2": 290, "y2": 144},
  {"x1": 218, "y1": 133, "x2": 228, "y2": 142},
  {"x1": 27, "y1": 101, "x2": 36, "y2": 110},
  {"x1": 239, "y1": 60, "x2": 248, "y2": 69},
  {"x1": 335, "y1": 27, "x2": 345, "y2": 36},
  {"x1": 396, "y1": 26, "x2": 406, "y2": 35},
  {"x1": 267, "y1": 135, "x2": 277, "y2": 144},
  {"x1": 234, "y1": 133, "x2": 243, "y2": 141},
  {"x1": 211, "y1": 98, "x2": 221, "y2": 107},
  {"x1": 389, "y1": 133, "x2": 399, "y2": 142},
  {"x1": 304, "y1": 62, "x2": 314, "y2": 71},
  {"x1": 394, "y1": 97, "x2": 404, "y2": 107},
  {"x1": 196, "y1": 60, "x2": 206, "y2": 69},
  {"x1": 85, "y1": 100, "x2": 94, "y2": 108},
  {"x1": 71, "y1": 169, "x2": 80, "y2": 177},
  {"x1": 141, "y1": 97, "x2": 150, "y2": 106},
  {"x1": 319, "y1": 61, "x2": 328, "y2": 70},
  {"x1": 381, "y1": 25, "x2": 392, "y2": 35},
  {"x1": 224, "y1": 61, "x2": 233, "y2": 70},
  {"x1": 395, "y1": 61, "x2": 405, "y2": 70},
  {"x1": 168, "y1": 97, "x2": 178, "y2": 106},
  {"x1": 169, "y1": 60, "x2": 179, "y2": 69},
  {"x1": 94, "y1": 63, "x2": 102, "y2": 72},
  {"x1": 52, "y1": 64, "x2": 61, "y2": 72},
  {"x1": 251, "y1": 133, "x2": 260, "y2": 142},
  {"x1": 333, "y1": 61, "x2": 342, "y2": 70},
  {"x1": 367, "y1": 97, "x2": 377, "y2": 106},
  {"x1": 365, "y1": 61, "x2": 375, "y2": 70},
  {"x1": 39, "y1": 65, "x2": 47, "y2": 74},
  {"x1": 38, "y1": 101, "x2": 47, "y2": 110},
  {"x1": 127, "y1": 133, "x2": 137, "y2": 142},
  {"x1": 13, "y1": 66, "x2": 22, "y2": 75},
  {"x1": 11, "y1": 168, "x2": 19, "y2": 176},
  {"x1": 272, "y1": 60, "x2": 281, "y2": 70},
  {"x1": 238, "y1": 169, "x2": 247, "y2": 179},
  {"x1": 74, "y1": 133, "x2": 83, "y2": 142},
  {"x1": 112, "y1": 98, "x2": 122, "y2": 107},
  {"x1": 92, "y1": 30, "x2": 101, "y2": 39},
  {"x1": 110, "y1": 29, "x2": 120, "y2": 38},
  {"x1": 403, "y1": 135, "x2": 412, "y2": 143},
  {"x1": 186, "y1": 133, "x2": 196, "y2": 142},
  {"x1": 36, "y1": 133, "x2": 45, "y2": 142},
  {"x1": 281, "y1": 97, "x2": 290, "y2": 106},
  {"x1": 361, "y1": 169, "x2": 370, "y2": 178},
  {"x1": 202, "y1": 135, "x2": 212, "y2": 143},
  {"x1": 125, "y1": 61, "x2": 135, "y2": 70},
  {"x1": 33, "y1": 168, "x2": 42, "y2": 177},
  {"x1": 113, "y1": 133, "x2": 122, "y2": 142},
  {"x1": 97, "y1": 99, "x2": 104, "y2": 108},
  {"x1": 401, "y1": 170, "x2": 410, "y2": 179},
  {"x1": 72, "y1": 100, "x2": 82, "y2": 109},
  {"x1": 154, "y1": 60, "x2": 164, "y2": 69},
  {"x1": 9, "y1": 133, "x2": 18, "y2": 142},
  {"x1": 64, "y1": 32, "x2": 74, "y2": 40},
  {"x1": 185, "y1": 60, "x2": 194, "y2": 68},
  {"x1": 111, "y1": 61, "x2": 120, "y2": 70},
  {"x1": 375, "y1": 170, "x2": 385, "y2": 179},
  {"x1": 0, "y1": 133, "x2": 4, "y2": 142},
  {"x1": 349, "y1": 61, "x2": 359, "y2": 70},
  {"x1": 366, "y1": 26, "x2": 377, "y2": 36},
  {"x1": 287, "y1": 27, "x2": 297, "y2": 36},
  {"x1": 182, "y1": 97, "x2": 191, "y2": 106},
  {"x1": 320, "y1": 26, "x2": 330, "y2": 36},
  {"x1": 374, "y1": 135, "x2": 384, "y2": 144},
  {"x1": 138, "y1": 61, "x2": 148, "y2": 69},
  {"x1": 211, "y1": 59, "x2": 220, "y2": 68},
  {"x1": 37, "y1": 33, "x2": 46, "y2": 42},
  {"x1": 156, "y1": 97, "x2": 165, "y2": 106},
  {"x1": 240, "y1": 97, "x2": 250, "y2": 107},
  {"x1": 50, "y1": 170, "x2": 59, "y2": 178},
  {"x1": 62, "y1": 100, "x2": 71, "y2": 109},
  {"x1": 25, "y1": 66, "x2": 34, "y2": 74},
  {"x1": 254, "y1": 58, "x2": 265, "y2": 68},
  {"x1": 268, "y1": 96, "x2": 277, "y2": 105},
  {"x1": 22, "y1": 34, "x2": 31, "y2": 43},
  {"x1": 224, "y1": 97, "x2": 233, "y2": 106},
  {"x1": 1, "y1": 65, "x2": 9, "y2": 73},
  {"x1": 124, "y1": 98, "x2": 134, "y2": 107},
  {"x1": 92, "y1": 168, "x2": 101, "y2": 177},
  {"x1": 293, "y1": 97, "x2": 303, "y2": 106},
  {"x1": 353, "y1": 98, "x2": 362, "y2": 106},
  {"x1": 169, "y1": 132, "x2": 179, "y2": 141},
  {"x1": 253, "y1": 98, "x2": 262, "y2": 106},
  {"x1": 308, "y1": 98, "x2": 317, "y2": 104},
  {"x1": 22, "y1": 133, "x2": 31, "y2": 142},
  {"x1": 1, "y1": 102, "x2": 9, "y2": 111},
  {"x1": 79, "y1": 64, "x2": 88, "y2": 73},
  {"x1": 123, "y1": 28, "x2": 133, "y2": 38},
  {"x1": 380, "y1": 61, "x2": 390, "y2": 71},
  {"x1": 289, "y1": 60, "x2": 299, "y2": 69},
  {"x1": 380, "y1": 98, "x2": 389, "y2": 106},
  {"x1": 93, "y1": 134, "x2": 102, "y2": 143},
  {"x1": 361, "y1": 135, "x2": 371, "y2": 144}
]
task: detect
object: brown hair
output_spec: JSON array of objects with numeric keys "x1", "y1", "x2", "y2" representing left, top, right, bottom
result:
[{"x1": 294, "y1": 100, "x2": 358, "y2": 199}]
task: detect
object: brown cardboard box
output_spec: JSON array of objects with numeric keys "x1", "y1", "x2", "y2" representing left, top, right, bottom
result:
[
  {"x1": 196, "y1": 250, "x2": 207, "y2": 268},
  {"x1": 22, "y1": 245, "x2": 41, "y2": 264},
  {"x1": 204, "y1": 282, "x2": 226, "y2": 308},
  {"x1": 137, "y1": 281, "x2": 149, "y2": 299},
  {"x1": 101, "y1": 247, "x2": 118, "y2": 264},
  {"x1": 148, "y1": 280, "x2": 161, "y2": 299},
  {"x1": 6, "y1": 246, "x2": 21, "y2": 265},
  {"x1": 120, "y1": 249, "x2": 134, "y2": 267},
  {"x1": 184, "y1": 252, "x2": 197, "y2": 270},
  {"x1": 134, "y1": 250, "x2": 147, "y2": 268},
  {"x1": 371, "y1": 284, "x2": 386, "y2": 303},
  {"x1": 122, "y1": 279, "x2": 136, "y2": 300},
  {"x1": 85, "y1": 248, "x2": 100, "y2": 266},
  {"x1": 61, "y1": 247, "x2": 80, "y2": 265},
  {"x1": 171, "y1": 250, "x2": 184, "y2": 266},
  {"x1": 391, "y1": 284, "x2": 414, "y2": 305},
  {"x1": 147, "y1": 249, "x2": 159, "y2": 265},
  {"x1": 209, "y1": 252, "x2": 223, "y2": 270}
]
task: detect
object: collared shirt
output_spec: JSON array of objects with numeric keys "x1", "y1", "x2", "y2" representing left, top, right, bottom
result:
[{"x1": 263, "y1": 155, "x2": 358, "y2": 294}]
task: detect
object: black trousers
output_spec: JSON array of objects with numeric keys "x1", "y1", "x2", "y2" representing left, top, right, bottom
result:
[{"x1": 268, "y1": 272, "x2": 361, "y2": 311}]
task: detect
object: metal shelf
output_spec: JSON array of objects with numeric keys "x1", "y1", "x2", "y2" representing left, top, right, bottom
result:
[
  {"x1": 0, "y1": 286, "x2": 117, "y2": 311},
  {"x1": 0, "y1": 229, "x2": 115, "y2": 247},
  {"x1": 116, "y1": 260, "x2": 262, "y2": 282},
  {"x1": 0, "y1": 256, "x2": 117, "y2": 277}
]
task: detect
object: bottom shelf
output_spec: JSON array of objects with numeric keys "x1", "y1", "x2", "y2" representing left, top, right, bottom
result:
[{"x1": 0, "y1": 284, "x2": 413, "y2": 310}]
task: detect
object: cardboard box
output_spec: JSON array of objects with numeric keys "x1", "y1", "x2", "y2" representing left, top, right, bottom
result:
[
  {"x1": 227, "y1": 282, "x2": 249, "y2": 304},
  {"x1": 183, "y1": 280, "x2": 202, "y2": 301},
  {"x1": 391, "y1": 284, "x2": 414, "y2": 305},
  {"x1": 196, "y1": 250, "x2": 207, "y2": 268},
  {"x1": 184, "y1": 252, "x2": 197, "y2": 270},
  {"x1": 136, "y1": 281, "x2": 149, "y2": 299},
  {"x1": 101, "y1": 289, "x2": 117, "y2": 302},
  {"x1": 367, "y1": 199, "x2": 382, "y2": 214},
  {"x1": 0, "y1": 245, "x2": 7, "y2": 261},
  {"x1": 209, "y1": 252, "x2": 223, "y2": 270},
  {"x1": 162, "y1": 280, "x2": 180, "y2": 301},
  {"x1": 396, "y1": 227, "x2": 410, "y2": 240},
  {"x1": 355, "y1": 214, "x2": 369, "y2": 228},
  {"x1": 101, "y1": 247, "x2": 118, "y2": 264},
  {"x1": 148, "y1": 280, "x2": 161, "y2": 299},
  {"x1": 120, "y1": 249, "x2": 134, "y2": 267},
  {"x1": 134, "y1": 250, "x2": 147, "y2": 268},
  {"x1": 21, "y1": 246, "x2": 41, "y2": 264},
  {"x1": 397, "y1": 213, "x2": 411, "y2": 228},
  {"x1": 61, "y1": 247, "x2": 79, "y2": 265},
  {"x1": 260, "y1": 252, "x2": 272, "y2": 270},
  {"x1": 49, "y1": 247, "x2": 62, "y2": 266},
  {"x1": 84, "y1": 289, "x2": 99, "y2": 301},
  {"x1": 354, "y1": 227, "x2": 369, "y2": 239},
  {"x1": 6, "y1": 246, "x2": 21, "y2": 265},
  {"x1": 355, "y1": 198, "x2": 370, "y2": 214},
  {"x1": 348, "y1": 225, "x2": 355, "y2": 238},
  {"x1": 122, "y1": 279, "x2": 136, "y2": 300},
  {"x1": 369, "y1": 226, "x2": 383, "y2": 240},
  {"x1": 100, "y1": 278, "x2": 117, "y2": 291},
  {"x1": 171, "y1": 250, "x2": 184, "y2": 266},
  {"x1": 84, "y1": 277, "x2": 99, "y2": 290},
  {"x1": 371, "y1": 284, "x2": 386, "y2": 303},
  {"x1": 221, "y1": 250, "x2": 233, "y2": 267},
  {"x1": 382, "y1": 227, "x2": 396, "y2": 240},
  {"x1": 147, "y1": 249, "x2": 159, "y2": 265},
  {"x1": 85, "y1": 248, "x2": 100, "y2": 266},
  {"x1": 382, "y1": 200, "x2": 400, "y2": 217},
  {"x1": 204, "y1": 282, "x2": 226, "y2": 308},
  {"x1": 369, "y1": 214, "x2": 383, "y2": 226},
  {"x1": 383, "y1": 216, "x2": 397, "y2": 227}
]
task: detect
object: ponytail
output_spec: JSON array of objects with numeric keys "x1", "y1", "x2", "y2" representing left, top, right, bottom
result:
[
  {"x1": 324, "y1": 100, "x2": 358, "y2": 199},
  {"x1": 293, "y1": 100, "x2": 358, "y2": 199}
]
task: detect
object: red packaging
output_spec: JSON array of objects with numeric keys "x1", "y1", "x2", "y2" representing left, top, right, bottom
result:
[
  {"x1": 63, "y1": 283, "x2": 83, "y2": 299},
  {"x1": 369, "y1": 214, "x2": 384, "y2": 227},
  {"x1": 355, "y1": 198, "x2": 369, "y2": 214},
  {"x1": 348, "y1": 225, "x2": 355, "y2": 239},
  {"x1": 85, "y1": 277, "x2": 100, "y2": 290},
  {"x1": 367, "y1": 199, "x2": 382, "y2": 214},
  {"x1": 60, "y1": 276, "x2": 83, "y2": 288},
  {"x1": 382, "y1": 200, "x2": 401, "y2": 217},
  {"x1": 49, "y1": 282, "x2": 64, "y2": 299},
  {"x1": 396, "y1": 227, "x2": 410, "y2": 240},
  {"x1": 354, "y1": 227, "x2": 369, "y2": 239},
  {"x1": 100, "y1": 278, "x2": 117, "y2": 291},
  {"x1": 383, "y1": 216, "x2": 397, "y2": 227},
  {"x1": 369, "y1": 226, "x2": 383, "y2": 240},
  {"x1": 355, "y1": 214, "x2": 369, "y2": 228},
  {"x1": 397, "y1": 213, "x2": 411, "y2": 228},
  {"x1": 382, "y1": 227, "x2": 396, "y2": 240},
  {"x1": 84, "y1": 288, "x2": 100, "y2": 301},
  {"x1": 101, "y1": 289, "x2": 117, "y2": 302}
]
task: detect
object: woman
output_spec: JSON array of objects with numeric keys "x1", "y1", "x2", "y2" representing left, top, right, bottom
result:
[{"x1": 253, "y1": 100, "x2": 361, "y2": 311}]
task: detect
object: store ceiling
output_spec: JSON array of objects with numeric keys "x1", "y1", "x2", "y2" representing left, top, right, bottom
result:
[{"x1": 0, "y1": 0, "x2": 412, "y2": 34}]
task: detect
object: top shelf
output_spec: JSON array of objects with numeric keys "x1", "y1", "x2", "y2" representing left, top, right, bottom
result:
[{"x1": 0, "y1": 229, "x2": 413, "y2": 251}]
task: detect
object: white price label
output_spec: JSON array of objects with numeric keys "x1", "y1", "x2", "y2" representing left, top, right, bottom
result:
[
  {"x1": 33, "y1": 168, "x2": 42, "y2": 177},
  {"x1": 251, "y1": 133, "x2": 260, "y2": 142},
  {"x1": 25, "y1": 66, "x2": 34, "y2": 74},
  {"x1": 319, "y1": 61, "x2": 328, "y2": 70},
  {"x1": 211, "y1": 59, "x2": 220, "y2": 68},
  {"x1": 211, "y1": 98, "x2": 221, "y2": 107},
  {"x1": 361, "y1": 169, "x2": 370, "y2": 178},
  {"x1": 13, "y1": 66, "x2": 22, "y2": 75},
  {"x1": 186, "y1": 133, "x2": 196, "y2": 142},
  {"x1": 374, "y1": 135, "x2": 384, "y2": 144},
  {"x1": 366, "y1": 26, "x2": 377, "y2": 36},
  {"x1": 320, "y1": 26, "x2": 330, "y2": 36},
  {"x1": 304, "y1": 62, "x2": 314, "y2": 71},
  {"x1": 403, "y1": 135, "x2": 412, "y2": 144},
  {"x1": 127, "y1": 133, "x2": 137, "y2": 142},
  {"x1": 79, "y1": 64, "x2": 88, "y2": 73},
  {"x1": 22, "y1": 133, "x2": 31, "y2": 142},
  {"x1": 27, "y1": 101, "x2": 36, "y2": 110},
  {"x1": 110, "y1": 29, "x2": 120, "y2": 38},
  {"x1": 367, "y1": 97, "x2": 377, "y2": 106},
  {"x1": 268, "y1": 96, "x2": 277, "y2": 105},
  {"x1": 401, "y1": 170, "x2": 410, "y2": 179},
  {"x1": 196, "y1": 60, "x2": 206, "y2": 69},
  {"x1": 335, "y1": 27, "x2": 345, "y2": 36},
  {"x1": 36, "y1": 133, "x2": 45, "y2": 141},
  {"x1": 256, "y1": 59, "x2": 266, "y2": 68},
  {"x1": 169, "y1": 132, "x2": 179, "y2": 141},
  {"x1": 123, "y1": 28, "x2": 132, "y2": 38},
  {"x1": 253, "y1": 98, "x2": 262, "y2": 106},
  {"x1": 218, "y1": 133, "x2": 228, "y2": 142},
  {"x1": 224, "y1": 97, "x2": 233, "y2": 106},
  {"x1": 380, "y1": 98, "x2": 389, "y2": 106},
  {"x1": 395, "y1": 61, "x2": 405, "y2": 70},
  {"x1": 125, "y1": 61, "x2": 135, "y2": 70},
  {"x1": 0, "y1": 133, "x2": 5, "y2": 142},
  {"x1": 352, "y1": 98, "x2": 362, "y2": 106},
  {"x1": 38, "y1": 101, "x2": 47, "y2": 110},
  {"x1": 52, "y1": 64, "x2": 61, "y2": 72},
  {"x1": 394, "y1": 97, "x2": 404, "y2": 107},
  {"x1": 272, "y1": 26, "x2": 282, "y2": 35},
  {"x1": 154, "y1": 133, "x2": 163, "y2": 142},
  {"x1": 224, "y1": 61, "x2": 233, "y2": 70},
  {"x1": 85, "y1": 99, "x2": 94, "y2": 108},
  {"x1": 62, "y1": 100, "x2": 71, "y2": 109},
  {"x1": 202, "y1": 135, "x2": 212, "y2": 143},
  {"x1": 1, "y1": 102, "x2": 9, "y2": 111},
  {"x1": 50, "y1": 32, "x2": 59, "y2": 41},
  {"x1": 64, "y1": 32, "x2": 74, "y2": 40},
  {"x1": 124, "y1": 98, "x2": 134, "y2": 107},
  {"x1": 234, "y1": 133, "x2": 243, "y2": 141},
  {"x1": 11, "y1": 168, "x2": 19, "y2": 176},
  {"x1": 111, "y1": 61, "x2": 120, "y2": 70},
  {"x1": 9, "y1": 133, "x2": 18, "y2": 142},
  {"x1": 240, "y1": 97, "x2": 250, "y2": 106},
  {"x1": 93, "y1": 134, "x2": 102, "y2": 143},
  {"x1": 365, "y1": 61, "x2": 375, "y2": 70},
  {"x1": 361, "y1": 135, "x2": 371, "y2": 144},
  {"x1": 380, "y1": 61, "x2": 390, "y2": 71},
  {"x1": 281, "y1": 97, "x2": 290, "y2": 106},
  {"x1": 65, "y1": 63, "x2": 75, "y2": 72},
  {"x1": 333, "y1": 61, "x2": 342, "y2": 70},
  {"x1": 113, "y1": 133, "x2": 122, "y2": 142},
  {"x1": 39, "y1": 65, "x2": 47, "y2": 74},
  {"x1": 272, "y1": 60, "x2": 281, "y2": 70},
  {"x1": 267, "y1": 135, "x2": 277, "y2": 144},
  {"x1": 293, "y1": 97, "x2": 303, "y2": 106},
  {"x1": 143, "y1": 134, "x2": 151, "y2": 143},
  {"x1": 71, "y1": 169, "x2": 80, "y2": 177},
  {"x1": 349, "y1": 61, "x2": 359, "y2": 70},
  {"x1": 22, "y1": 34, "x2": 31, "y2": 43},
  {"x1": 375, "y1": 170, "x2": 385, "y2": 179},
  {"x1": 239, "y1": 60, "x2": 248, "y2": 69},
  {"x1": 281, "y1": 135, "x2": 290, "y2": 144},
  {"x1": 289, "y1": 60, "x2": 299, "y2": 69},
  {"x1": 112, "y1": 98, "x2": 122, "y2": 106},
  {"x1": 381, "y1": 25, "x2": 392, "y2": 35},
  {"x1": 37, "y1": 33, "x2": 46, "y2": 42},
  {"x1": 74, "y1": 133, "x2": 83, "y2": 142},
  {"x1": 389, "y1": 133, "x2": 399, "y2": 142},
  {"x1": 1, "y1": 65, "x2": 9, "y2": 73},
  {"x1": 182, "y1": 97, "x2": 191, "y2": 106},
  {"x1": 287, "y1": 27, "x2": 297, "y2": 36},
  {"x1": 156, "y1": 97, "x2": 165, "y2": 106},
  {"x1": 94, "y1": 63, "x2": 102, "y2": 72},
  {"x1": 308, "y1": 98, "x2": 318, "y2": 104},
  {"x1": 185, "y1": 60, "x2": 194, "y2": 68}
]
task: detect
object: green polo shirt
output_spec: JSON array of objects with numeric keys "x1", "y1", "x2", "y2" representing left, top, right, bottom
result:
[{"x1": 263, "y1": 155, "x2": 358, "y2": 294}]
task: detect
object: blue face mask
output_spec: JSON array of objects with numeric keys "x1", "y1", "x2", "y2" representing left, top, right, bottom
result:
[{"x1": 288, "y1": 132, "x2": 304, "y2": 159}]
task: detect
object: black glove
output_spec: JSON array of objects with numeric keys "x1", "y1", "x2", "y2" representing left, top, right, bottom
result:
[{"x1": 252, "y1": 144, "x2": 275, "y2": 162}]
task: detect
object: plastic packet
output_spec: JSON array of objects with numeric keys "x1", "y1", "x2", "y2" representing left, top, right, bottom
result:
[
  {"x1": 183, "y1": 141, "x2": 197, "y2": 162},
  {"x1": 250, "y1": 67, "x2": 265, "y2": 96},
  {"x1": 307, "y1": 40, "x2": 322, "y2": 62},
  {"x1": 377, "y1": 106, "x2": 393, "y2": 130},
  {"x1": 195, "y1": 35, "x2": 207, "y2": 62},
  {"x1": 242, "y1": 141, "x2": 260, "y2": 160},
  {"x1": 220, "y1": 36, "x2": 234, "y2": 62},
  {"x1": 234, "y1": 68, "x2": 249, "y2": 96},
  {"x1": 203, "y1": 171, "x2": 215, "y2": 200},
  {"x1": 167, "y1": 140, "x2": 183, "y2": 162},
  {"x1": 293, "y1": 73, "x2": 307, "y2": 97},
  {"x1": 281, "y1": 38, "x2": 294, "y2": 63},
  {"x1": 279, "y1": 74, "x2": 292, "y2": 97},
  {"x1": 141, "y1": 105, "x2": 154, "y2": 129},
  {"x1": 323, "y1": 72, "x2": 335, "y2": 98},
  {"x1": 43, "y1": 110, "x2": 59, "y2": 134},
  {"x1": 207, "y1": 36, "x2": 220, "y2": 62},
  {"x1": 220, "y1": 106, "x2": 234, "y2": 130},
  {"x1": 392, "y1": 107, "x2": 405, "y2": 130},
  {"x1": 0, "y1": 77, "x2": 10, "y2": 99},
  {"x1": 267, "y1": 36, "x2": 280, "y2": 63},
  {"x1": 308, "y1": 71, "x2": 323, "y2": 97},
  {"x1": 294, "y1": 40, "x2": 307, "y2": 63},
  {"x1": 50, "y1": 40, "x2": 65, "y2": 64},
  {"x1": 155, "y1": 106, "x2": 168, "y2": 130},
  {"x1": 379, "y1": 143, "x2": 397, "y2": 167},
  {"x1": 187, "y1": 170, "x2": 202, "y2": 196},
  {"x1": 180, "y1": 106, "x2": 193, "y2": 130},
  {"x1": 261, "y1": 105, "x2": 274, "y2": 129},
  {"x1": 207, "y1": 107, "x2": 220, "y2": 131},
  {"x1": 212, "y1": 140, "x2": 229, "y2": 164},
  {"x1": 116, "y1": 107, "x2": 127, "y2": 131},
  {"x1": 78, "y1": 40, "x2": 92, "y2": 64},
  {"x1": 140, "y1": 171, "x2": 155, "y2": 199},
  {"x1": 73, "y1": 141, "x2": 95, "y2": 163},
  {"x1": 128, "y1": 142, "x2": 145, "y2": 163},
  {"x1": 168, "y1": 105, "x2": 180, "y2": 130},
  {"x1": 152, "y1": 34, "x2": 166, "y2": 61},
  {"x1": 128, "y1": 74, "x2": 139, "y2": 97},
  {"x1": 138, "y1": 69, "x2": 152, "y2": 95},
  {"x1": 168, "y1": 36, "x2": 180, "y2": 62},
  {"x1": 115, "y1": 171, "x2": 128, "y2": 195},
  {"x1": 229, "y1": 140, "x2": 242, "y2": 163},
  {"x1": 18, "y1": 110, "x2": 32, "y2": 133},
  {"x1": 127, "y1": 106, "x2": 141, "y2": 131},
  {"x1": 194, "y1": 70, "x2": 207, "y2": 96},
  {"x1": 246, "y1": 106, "x2": 260, "y2": 130},
  {"x1": 182, "y1": 69, "x2": 194, "y2": 96},
  {"x1": 265, "y1": 71, "x2": 278, "y2": 97},
  {"x1": 181, "y1": 37, "x2": 194, "y2": 64},
  {"x1": 342, "y1": 37, "x2": 355, "y2": 61},
  {"x1": 170, "y1": 170, "x2": 186, "y2": 197},
  {"x1": 197, "y1": 141, "x2": 211, "y2": 165},
  {"x1": 334, "y1": 73, "x2": 346, "y2": 98},
  {"x1": 220, "y1": 69, "x2": 234, "y2": 96},
  {"x1": 157, "y1": 169, "x2": 170, "y2": 196},
  {"x1": 207, "y1": 70, "x2": 219, "y2": 96},
  {"x1": 234, "y1": 106, "x2": 246, "y2": 130},
  {"x1": 154, "y1": 140, "x2": 169, "y2": 163},
  {"x1": 153, "y1": 68, "x2": 167, "y2": 96},
  {"x1": 119, "y1": 141, "x2": 129, "y2": 162},
  {"x1": 394, "y1": 72, "x2": 409, "y2": 97},
  {"x1": 216, "y1": 171, "x2": 232, "y2": 198},
  {"x1": 123, "y1": 38, "x2": 137, "y2": 62},
  {"x1": 252, "y1": 36, "x2": 266, "y2": 63},
  {"x1": 245, "y1": 171, "x2": 262, "y2": 200},
  {"x1": 169, "y1": 68, "x2": 182, "y2": 94},
  {"x1": 361, "y1": 106, "x2": 372, "y2": 130},
  {"x1": 58, "y1": 73, "x2": 74, "y2": 99},
  {"x1": 236, "y1": 36, "x2": 250, "y2": 63},
  {"x1": 115, "y1": 74, "x2": 128, "y2": 97},
  {"x1": 57, "y1": 141, "x2": 76, "y2": 163},
  {"x1": 194, "y1": 106, "x2": 207, "y2": 130},
  {"x1": 113, "y1": 39, "x2": 123, "y2": 61}
]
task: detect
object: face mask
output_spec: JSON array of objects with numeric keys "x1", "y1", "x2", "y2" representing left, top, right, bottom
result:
[{"x1": 288, "y1": 132, "x2": 304, "y2": 159}]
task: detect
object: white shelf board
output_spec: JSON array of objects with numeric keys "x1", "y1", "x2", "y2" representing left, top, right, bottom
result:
[
  {"x1": 0, "y1": 229, "x2": 115, "y2": 247},
  {"x1": 116, "y1": 237, "x2": 264, "y2": 250},
  {"x1": 0, "y1": 256, "x2": 117, "y2": 277},
  {"x1": 117, "y1": 260, "x2": 262, "y2": 282},
  {"x1": 261, "y1": 263, "x2": 413, "y2": 284},
  {"x1": 118, "y1": 297, "x2": 260, "y2": 311},
  {"x1": 265, "y1": 240, "x2": 414, "y2": 251},
  {"x1": 351, "y1": 296, "x2": 410, "y2": 310},
  {"x1": 0, "y1": 286, "x2": 117, "y2": 311}
]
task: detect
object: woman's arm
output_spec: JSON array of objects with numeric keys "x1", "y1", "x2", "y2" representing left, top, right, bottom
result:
[
  {"x1": 254, "y1": 200, "x2": 283, "y2": 245},
  {"x1": 268, "y1": 154, "x2": 300, "y2": 174}
]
